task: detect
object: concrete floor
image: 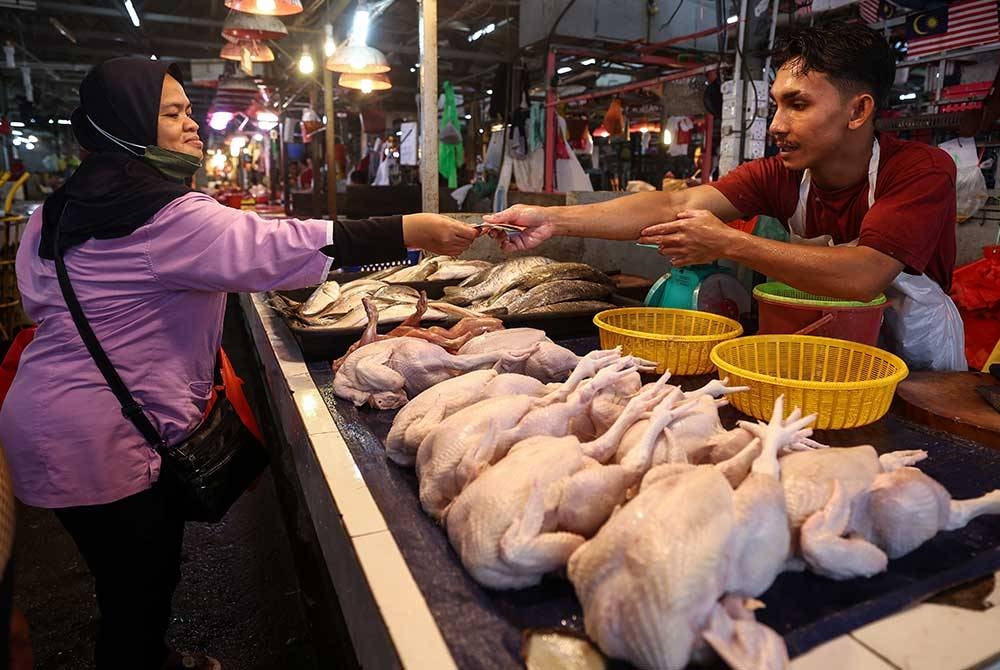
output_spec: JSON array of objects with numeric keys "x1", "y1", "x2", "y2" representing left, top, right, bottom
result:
[{"x1": 11, "y1": 296, "x2": 355, "y2": 670}]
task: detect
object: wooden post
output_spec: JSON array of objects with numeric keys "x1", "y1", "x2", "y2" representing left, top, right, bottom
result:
[
  {"x1": 323, "y1": 67, "x2": 337, "y2": 221},
  {"x1": 309, "y1": 87, "x2": 322, "y2": 218},
  {"x1": 419, "y1": 0, "x2": 439, "y2": 213}
]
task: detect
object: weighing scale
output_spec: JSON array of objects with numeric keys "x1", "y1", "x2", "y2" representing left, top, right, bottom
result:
[{"x1": 644, "y1": 263, "x2": 751, "y2": 321}]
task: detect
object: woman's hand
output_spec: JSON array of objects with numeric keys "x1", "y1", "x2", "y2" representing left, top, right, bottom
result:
[
  {"x1": 482, "y1": 204, "x2": 554, "y2": 251},
  {"x1": 402, "y1": 213, "x2": 479, "y2": 256}
]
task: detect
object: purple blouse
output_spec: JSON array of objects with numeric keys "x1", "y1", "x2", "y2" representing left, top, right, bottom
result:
[{"x1": 0, "y1": 192, "x2": 333, "y2": 508}]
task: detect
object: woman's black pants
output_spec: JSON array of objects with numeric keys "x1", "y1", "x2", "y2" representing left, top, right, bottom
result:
[{"x1": 54, "y1": 482, "x2": 185, "y2": 670}]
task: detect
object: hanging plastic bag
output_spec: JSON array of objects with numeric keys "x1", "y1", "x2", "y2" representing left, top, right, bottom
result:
[
  {"x1": 604, "y1": 98, "x2": 625, "y2": 136},
  {"x1": 440, "y1": 120, "x2": 462, "y2": 145},
  {"x1": 438, "y1": 81, "x2": 464, "y2": 189},
  {"x1": 938, "y1": 137, "x2": 988, "y2": 222}
]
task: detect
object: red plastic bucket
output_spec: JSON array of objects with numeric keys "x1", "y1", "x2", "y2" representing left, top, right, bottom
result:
[{"x1": 753, "y1": 282, "x2": 888, "y2": 346}]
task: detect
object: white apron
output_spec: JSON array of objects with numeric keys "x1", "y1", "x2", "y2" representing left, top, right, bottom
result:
[{"x1": 787, "y1": 139, "x2": 966, "y2": 371}]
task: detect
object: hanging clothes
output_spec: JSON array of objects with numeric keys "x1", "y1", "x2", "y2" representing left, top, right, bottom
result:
[{"x1": 527, "y1": 102, "x2": 545, "y2": 153}]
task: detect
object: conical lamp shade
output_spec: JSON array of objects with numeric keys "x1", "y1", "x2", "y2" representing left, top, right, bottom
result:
[
  {"x1": 222, "y1": 10, "x2": 288, "y2": 41},
  {"x1": 220, "y1": 40, "x2": 274, "y2": 62},
  {"x1": 338, "y1": 72, "x2": 392, "y2": 92},
  {"x1": 224, "y1": 0, "x2": 303, "y2": 16},
  {"x1": 325, "y1": 40, "x2": 390, "y2": 74}
]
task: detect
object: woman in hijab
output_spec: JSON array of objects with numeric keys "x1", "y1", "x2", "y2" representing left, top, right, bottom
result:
[{"x1": 0, "y1": 58, "x2": 476, "y2": 670}]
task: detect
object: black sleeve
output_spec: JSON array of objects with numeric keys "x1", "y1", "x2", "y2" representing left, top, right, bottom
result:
[{"x1": 319, "y1": 215, "x2": 408, "y2": 267}]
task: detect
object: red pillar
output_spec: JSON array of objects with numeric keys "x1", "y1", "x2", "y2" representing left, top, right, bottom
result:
[{"x1": 543, "y1": 49, "x2": 557, "y2": 192}]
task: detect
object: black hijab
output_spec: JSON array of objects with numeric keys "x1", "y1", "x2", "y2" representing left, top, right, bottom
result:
[{"x1": 39, "y1": 58, "x2": 193, "y2": 260}]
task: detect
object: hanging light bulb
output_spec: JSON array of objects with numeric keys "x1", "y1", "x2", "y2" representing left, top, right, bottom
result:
[
  {"x1": 338, "y1": 71, "x2": 391, "y2": 92},
  {"x1": 323, "y1": 24, "x2": 336, "y2": 58},
  {"x1": 662, "y1": 128, "x2": 672, "y2": 145},
  {"x1": 298, "y1": 44, "x2": 314, "y2": 74},
  {"x1": 224, "y1": 0, "x2": 303, "y2": 16}
]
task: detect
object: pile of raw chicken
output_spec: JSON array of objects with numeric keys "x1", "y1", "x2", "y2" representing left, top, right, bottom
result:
[{"x1": 331, "y1": 312, "x2": 1000, "y2": 670}]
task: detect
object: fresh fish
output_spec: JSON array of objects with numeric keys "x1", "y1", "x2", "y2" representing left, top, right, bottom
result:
[
  {"x1": 426, "y1": 260, "x2": 492, "y2": 281},
  {"x1": 489, "y1": 262, "x2": 612, "y2": 299},
  {"x1": 442, "y1": 256, "x2": 555, "y2": 305},
  {"x1": 518, "y1": 300, "x2": 618, "y2": 315},
  {"x1": 340, "y1": 279, "x2": 389, "y2": 298},
  {"x1": 373, "y1": 284, "x2": 421, "y2": 303},
  {"x1": 365, "y1": 266, "x2": 405, "y2": 280},
  {"x1": 458, "y1": 265, "x2": 500, "y2": 287},
  {"x1": 506, "y1": 280, "x2": 613, "y2": 313},
  {"x1": 382, "y1": 254, "x2": 450, "y2": 282},
  {"x1": 474, "y1": 288, "x2": 525, "y2": 314},
  {"x1": 299, "y1": 281, "x2": 342, "y2": 317}
]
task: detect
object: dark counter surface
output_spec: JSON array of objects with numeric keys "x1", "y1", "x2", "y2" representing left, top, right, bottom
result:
[{"x1": 308, "y1": 336, "x2": 1000, "y2": 668}]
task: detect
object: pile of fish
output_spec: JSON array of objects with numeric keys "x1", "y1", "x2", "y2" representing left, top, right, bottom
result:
[
  {"x1": 442, "y1": 257, "x2": 618, "y2": 315},
  {"x1": 270, "y1": 277, "x2": 477, "y2": 329},
  {"x1": 380, "y1": 354, "x2": 1000, "y2": 670},
  {"x1": 368, "y1": 255, "x2": 493, "y2": 283}
]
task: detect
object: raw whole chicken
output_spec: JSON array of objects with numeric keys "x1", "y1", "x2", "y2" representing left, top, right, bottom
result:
[
  {"x1": 386, "y1": 349, "x2": 654, "y2": 466},
  {"x1": 445, "y1": 376, "x2": 692, "y2": 589},
  {"x1": 457, "y1": 327, "x2": 552, "y2": 355},
  {"x1": 612, "y1": 378, "x2": 748, "y2": 467},
  {"x1": 331, "y1": 294, "x2": 502, "y2": 372},
  {"x1": 568, "y1": 398, "x2": 814, "y2": 670},
  {"x1": 784, "y1": 447, "x2": 1000, "y2": 580},
  {"x1": 416, "y1": 358, "x2": 643, "y2": 520},
  {"x1": 384, "y1": 370, "x2": 548, "y2": 466},
  {"x1": 332, "y1": 338, "x2": 536, "y2": 409}
]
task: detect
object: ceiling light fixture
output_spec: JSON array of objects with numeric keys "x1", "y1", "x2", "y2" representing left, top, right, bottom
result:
[
  {"x1": 209, "y1": 111, "x2": 234, "y2": 131},
  {"x1": 223, "y1": 0, "x2": 303, "y2": 16},
  {"x1": 338, "y1": 72, "x2": 391, "y2": 93},
  {"x1": 326, "y1": 4, "x2": 389, "y2": 74},
  {"x1": 256, "y1": 111, "x2": 279, "y2": 130},
  {"x1": 222, "y1": 11, "x2": 288, "y2": 41},
  {"x1": 123, "y1": 0, "x2": 140, "y2": 27},
  {"x1": 49, "y1": 17, "x2": 77, "y2": 44},
  {"x1": 726, "y1": 14, "x2": 739, "y2": 24},
  {"x1": 557, "y1": 66, "x2": 572, "y2": 75}
]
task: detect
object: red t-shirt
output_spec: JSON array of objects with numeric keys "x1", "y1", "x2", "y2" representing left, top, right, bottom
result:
[{"x1": 712, "y1": 133, "x2": 957, "y2": 290}]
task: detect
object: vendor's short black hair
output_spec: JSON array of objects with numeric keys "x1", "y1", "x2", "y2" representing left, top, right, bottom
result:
[{"x1": 773, "y1": 22, "x2": 896, "y2": 110}]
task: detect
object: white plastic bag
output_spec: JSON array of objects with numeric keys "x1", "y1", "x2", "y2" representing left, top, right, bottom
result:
[
  {"x1": 938, "y1": 137, "x2": 988, "y2": 222},
  {"x1": 883, "y1": 273, "x2": 966, "y2": 371}
]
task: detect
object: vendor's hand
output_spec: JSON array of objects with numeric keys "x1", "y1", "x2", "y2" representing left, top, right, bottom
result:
[
  {"x1": 482, "y1": 204, "x2": 554, "y2": 251},
  {"x1": 402, "y1": 213, "x2": 479, "y2": 256},
  {"x1": 637, "y1": 209, "x2": 735, "y2": 266}
]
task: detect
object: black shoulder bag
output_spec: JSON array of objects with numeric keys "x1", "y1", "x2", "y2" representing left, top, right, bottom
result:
[{"x1": 53, "y1": 205, "x2": 269, "y2": 523}]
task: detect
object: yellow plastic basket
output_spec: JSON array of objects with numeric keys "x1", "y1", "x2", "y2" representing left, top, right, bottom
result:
[
  {"x1": 593, "y1": 308, "x2": 743, "y2": 375},
  {"x1": 710, "y1": 335, "x2": 909, "y2": 429}
]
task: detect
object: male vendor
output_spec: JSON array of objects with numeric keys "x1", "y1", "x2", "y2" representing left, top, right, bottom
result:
[{"x1": 485, "y1": 22, "x2": 964, "y2": 370}]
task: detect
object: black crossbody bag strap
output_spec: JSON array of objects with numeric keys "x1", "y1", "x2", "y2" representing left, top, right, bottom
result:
[{"x1": 52, "y1": 202, "x2": 168, "y2": 449}]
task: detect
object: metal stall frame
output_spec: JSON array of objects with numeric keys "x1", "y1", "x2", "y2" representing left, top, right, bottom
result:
[{"x1": 540, "y1": 26, "x2": 728, "y2": 193}]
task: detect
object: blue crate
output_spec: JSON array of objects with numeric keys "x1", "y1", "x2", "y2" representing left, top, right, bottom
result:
[{"x1": 342, "y1": 248, "x2": 421, "y2": 274}]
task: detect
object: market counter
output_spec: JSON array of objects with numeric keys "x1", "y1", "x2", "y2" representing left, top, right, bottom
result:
[{"x1": 239, "y1": 292, "x2": 1000, "y2": 670}]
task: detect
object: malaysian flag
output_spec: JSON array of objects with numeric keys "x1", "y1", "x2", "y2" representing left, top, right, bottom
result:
[
  {"x1": 859, "y1": 0, "x2": 902, "y2": 23},
  {"x1": 905, "y1": 0, "x2": 1000, "y2": 59}
]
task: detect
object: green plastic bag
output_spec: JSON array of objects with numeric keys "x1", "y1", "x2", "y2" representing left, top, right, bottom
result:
[{"x1": 439, "y1": 81, "x2": 464, "y2": 189}]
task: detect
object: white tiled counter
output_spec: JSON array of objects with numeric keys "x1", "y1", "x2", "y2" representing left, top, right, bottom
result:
[{"x1": 240, "y1": 292, "x2": 1000, "y2": 670}]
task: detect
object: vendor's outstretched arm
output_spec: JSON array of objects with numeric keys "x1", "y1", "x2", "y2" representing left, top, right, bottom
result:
[
  {"x1": 638, "y1": 210, "x2": 903, "y2": 302},
  {"x1": 482, "y1": 185, "x2": 741, "y2": 250}
]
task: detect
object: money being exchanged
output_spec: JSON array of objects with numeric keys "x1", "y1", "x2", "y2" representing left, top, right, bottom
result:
[{"x1": 470, "y1": 221, "x2": 524, "y2": 237}]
